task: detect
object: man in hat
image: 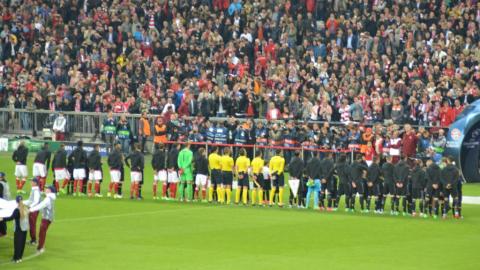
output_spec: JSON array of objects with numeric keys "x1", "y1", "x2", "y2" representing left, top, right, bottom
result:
[
  {"x1": 24, "y1": 178, "x2": 41, "y2": 245},
  {"x1": 29, "y1": 185, "x2": 57, "y2": 253},
  {"x1": 12, "y1": 141, "x2": 28, "y2": 194}
]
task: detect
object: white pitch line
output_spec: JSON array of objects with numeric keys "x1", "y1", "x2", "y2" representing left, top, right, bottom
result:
[{"x1": 55, "y1": 205, "x2": 211, "y2": 223}]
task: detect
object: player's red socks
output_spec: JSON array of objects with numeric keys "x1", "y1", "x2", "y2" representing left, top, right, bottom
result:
[
  {"x1": 62, "y1": 179, "x2": 69, "y2": 188},
  {"x1": 114, "y1": 183, "x2": 119, "y2": 193},
  {"x1": 87, "y1": 182, "x2": 92, "y2": 194},
  {"x1": 54, "y1": 181, "x2": 60, "y2": 192},
  {"x1": 130, "y1": 183, "x2": 135, "y2": 197},
  {"x1": 162, "y1": 183, "x2": 167, "y2": 197},
  {"x1": 153, "y1": 183, "x2": 158, "y2": 197},
  {"x1": 39, "y1": 177, "x2": 46, "y2": 191},
  {"x1": 109, "y1": 182, "x2": 114, "y2": 193},
  {"x1": 169, "y1": 183, "x2": 177, "y2": 198},
  {"x1": 194, "y1": 188, "x2": 199, "y2": 200},
  {"x1": 95, "y1": 182, "x2": 100, "y2": 194},
  {"x1": 19, "y1": 180, "x2": 26, "y2": 189},
  {"x1": 73, "y1": 180, "x2": 78, "y2": 193},
  {"x1": 16, "y1": 178, "x2": 20, "y2": 189},
  {"x1": 135, "y1": 183, "x2": 140, "y2": 198},
  {"x1": 202, "y1": 188, "x2": 206, "y2": 200}
]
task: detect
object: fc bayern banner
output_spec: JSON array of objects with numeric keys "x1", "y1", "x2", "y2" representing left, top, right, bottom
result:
[{"x1": 64, "y1": 142, "x2": 109, "y2": 157}]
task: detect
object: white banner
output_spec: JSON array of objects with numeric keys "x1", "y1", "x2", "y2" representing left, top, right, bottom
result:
[
  {"x1": 0, "y1": 138, "x2": 8, "y2": 152},
  {"x1": 0, "y1": 198, "x2": 17, "y2": 218}
]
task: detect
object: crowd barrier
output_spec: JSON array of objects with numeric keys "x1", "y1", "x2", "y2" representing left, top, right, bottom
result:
[{"x1": 0, "y1": 108, "x2": 446, "y2": 139}]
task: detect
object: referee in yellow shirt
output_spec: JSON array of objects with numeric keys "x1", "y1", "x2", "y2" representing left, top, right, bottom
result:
[
  {"x1": 235, "y1": 148, "x2": 251, "y2": 205},
  {"x1": 251, "y1": 150, "x2": 265, "y2": 206},
  {"x1": 269, "y1": 149, "x2": 286, "y2": 207},
  {"x1": 220, "y1": 148, "x2": 235, "y2": 204},
  {"x1": 208, "y1": 147, "x2": 222, "y2": 203}
]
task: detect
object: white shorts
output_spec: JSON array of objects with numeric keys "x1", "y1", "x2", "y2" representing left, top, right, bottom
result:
[
  {"x1": 32, "y1": 163, "x2": 46, "y2": 178},
  {"x1": 88, "y1": 170, "x2": 102, "y2": 181},
  {"x1": 15, "y1": 165, "x2": 28, "y2": 178},
  {"x1": 54, "y1": 168, "x2": 69, "y2": 181},
  {"x1": 167, "y1": 170, "x2": 178, "y2": 183},
  {"x1": 73, "y1": 168, "x2": 86, "y2": 180},
  {"x1": 110, "y1": 170, "x2": 121, "y2": 183},
  {"x1": 131, "y1": 171, "x2": 142, "y2": 182},
  {"x1": 195, "y1": 174, "x2": 208, "y2": 186},
  {"x1": 154, "y1": 170, "x2": 167, "y2": 182}
]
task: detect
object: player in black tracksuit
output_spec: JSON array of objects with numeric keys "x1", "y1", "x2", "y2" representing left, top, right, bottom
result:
[
  {"x1": 393, "y1": 157, "x2": 410, "y2": 215},
  {"x1": 12, "y1": 142, "x2": 28, "y2": 192},
  {"x1": 335, "y1": 155, "x2": 352, "y2": 211},
  {"x1": 287, "y1": 151, "x2": 304, "y2": 207},
  {"x1": 151, "y1": 144, "x2": 167, "y2": 199},
  {"x1": 425, "y1": 159, "x2": 442, "y2": 218},
  {"x1": 69, "y1": 142, "x2": 88, "y2": 195},
  {"x1": 321, "y1": 153, "x2": 337, "y2": 210},
  {"x1": 194, "y1": 148, "x2": 209, "y2": 201},
  {"x1": 366, "y1": 156, "x2": 382, "y2": 213},
  {"x1": 107, "y1": 143, "x2": 124, "y2": 197},
  {"x1": 410, "y1": 159, "x2": 427, "y2": 217},
  {"x1": 441, "y1": 157, "x2": 460, "y2": 219},
  {"x1": 52, "y1": 145, "x2": 67, "y2": 193},
  {"x1": 167, "y1": 144, "x2": 180, "y2": 199},
  {"x1": 381, "y1": 156, "x2": 395, "y2": 213},
  {"x1": 34, "y1": 144, "x2": 51, "y2": 191},
  {"x1": 125, "y1": 144, "x2": 144, "y2": 200},
  {"x1": 349, "y1": 155, "x2": 368, "y2": 212},
  {"x1": 87, "y1": 145, "x2": 103, "y2": 197}
]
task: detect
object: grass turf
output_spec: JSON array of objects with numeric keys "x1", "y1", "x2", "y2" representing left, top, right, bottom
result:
[{"x1": 1, "y1": 153, "x2": 480, "y2": 270}]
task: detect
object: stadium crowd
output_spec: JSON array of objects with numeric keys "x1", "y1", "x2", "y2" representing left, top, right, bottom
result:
[{"x1": 0, "y1": 0, "x2": 478, "y2": 126}]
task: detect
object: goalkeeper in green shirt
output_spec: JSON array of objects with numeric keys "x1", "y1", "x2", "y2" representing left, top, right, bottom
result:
[{"x1": 177, "y1": 142, "x2": 194, "y2": 202}]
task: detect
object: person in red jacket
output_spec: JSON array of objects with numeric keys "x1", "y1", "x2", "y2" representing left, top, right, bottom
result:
[
  {"x1": 439, "y1": 100, "x2": 452, "y2": 127},
  {"x1": 450, "y1": 99, "x2": 463, "y2": 123},
  {"x1": 402, "y1": 124, "x2": 418, "y2": 159}
]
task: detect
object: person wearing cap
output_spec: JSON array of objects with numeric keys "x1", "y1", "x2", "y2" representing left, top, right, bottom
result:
[
  {"x1": 29, "y1": 185, "x2": 57, "y2": 253},
  {"x1": 12, "y1": 141, "x2": 29, "y2": 194},
  {"x1": 69, "y1": 140, "x2": 88, "y2": 196},
  {"x1": 0, "y1": 196, "x2": 29, "y2": 263},
  {"x1": 32, "y1": 143, "x2": 51, "y2": 191},
  {"x1": 125, "y1": 143, "x2": 144, "y2": 200},
  {"x1": 177, "y1": 142, "x2": 194, "y2": 202},
  {"x1": 24, "y1": 177, "x2": 41, "y2": 245}
]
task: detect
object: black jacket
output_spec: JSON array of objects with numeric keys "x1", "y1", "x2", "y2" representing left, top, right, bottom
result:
[
  {"x1": 288, "y1": 157, "x2": 304, "y2": 179},
  {"x1": 107, "y1": 149, "x2": 123, "y2": 170},
  {"x1": 350, "y1": 161, "x2": 368, "y2": 183},
  {"x1": 426, "y1": 163, "x2": 441, "y2": 186},
  {"x1": 88, "y1": 150, "x2": 102, "y2": 170},
  {"x1": 12, "y1": 145, "x2": 28, "y2": 165},
  {"x1": 393, "y1": 161, "x2": 410, "y2": 184},
  {"x1": 320, "y1": 158, "x2": 335, "y2": 180},
  {"x1": 367, "y1": 163, "x2": 381, "y2": 183},
  {"x1": 305, "y1": 157, "x2": 322, "y2": 179},
  {"x1": 167, "y1": 148, "x2": 179, "y2": 169},
  {"x1": 194, "y1": 153, "x2": 209, "y2": 175},
  {"x1": 52, "y1": 149, "x2": 67, "y2": 168},
  {"x1": 125, "y1": 150, "x2": 144, "y2": 172},
  {"x1": 34, "y1": 148, "x2": 51, "y2": 169},
  {"x1": 441, "y1": 164, "x2": 459, "y2": 187},
  {"x1": 381, "y1": 162, "x2": 395, "y2": 184},
  {"x1": 335, "y1": 161, "x2": 350, "y2": 184},
  {"x1": 151, "y1": 149, "x2": 167, "y2": 171},
  {"x1": 70, "y1": 147, "x2": 88, "y2": 169},
  {"x1": 411, "y1": 166, "x2": 427, "y2": 189}
]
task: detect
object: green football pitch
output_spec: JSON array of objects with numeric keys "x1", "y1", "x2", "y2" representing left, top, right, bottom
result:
[{"x1": 1, "y1": 153, "x2": 480, "y2": 270}]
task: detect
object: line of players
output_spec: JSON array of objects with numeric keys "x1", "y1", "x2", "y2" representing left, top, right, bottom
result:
[{"x1": 12, "y1": 140, "x2": 463, "y2": 219}]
